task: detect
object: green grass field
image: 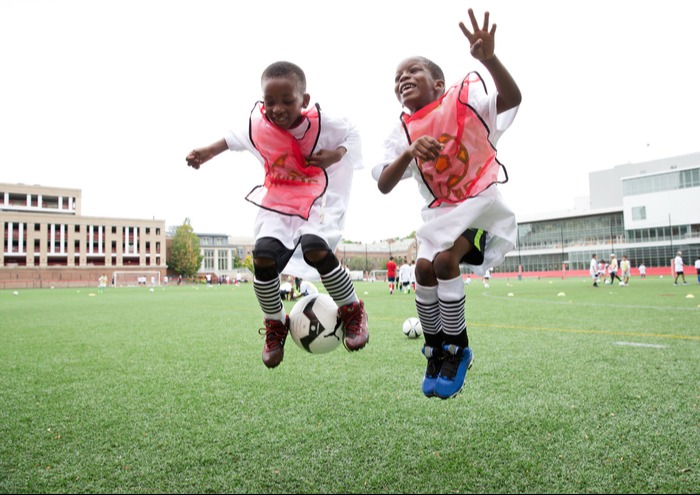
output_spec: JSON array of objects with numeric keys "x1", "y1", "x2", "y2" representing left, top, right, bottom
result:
[{"x1": 1, "y1": 276, "x2": 698, "y2": 494}]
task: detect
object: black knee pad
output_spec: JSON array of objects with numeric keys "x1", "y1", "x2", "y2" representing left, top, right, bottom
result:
[
  {"x1": 253, "y1": 262, "x2": 279, "y2": 282},
  {"x1": 300, "y1": 234, "x2": 331, "y2": 252},
  {"x1": 253, "y1": 237, "x2": 294, "y2": 279},
  {"x1": 301, "y1": 235, "x2": 338, "y2": 275},
  {"x1": 303, "y1": 251, "x2": 340, "y2": 275}
]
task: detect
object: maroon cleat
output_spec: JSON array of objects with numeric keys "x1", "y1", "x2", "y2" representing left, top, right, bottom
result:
[
  {"x1": 338, "y1": 300, "x2": 369, "y2": 351},
  {"x1": 259, "y1": 316, "x2": 289, "y2": 368}
]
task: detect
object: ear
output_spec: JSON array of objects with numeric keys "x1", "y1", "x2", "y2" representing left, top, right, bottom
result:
[
  {"x1": 302, "y1": 93, "x2": 311, "y2": 108},
  {"x1": 434, "y1": 79, "x2": 446, "y2": 92}
]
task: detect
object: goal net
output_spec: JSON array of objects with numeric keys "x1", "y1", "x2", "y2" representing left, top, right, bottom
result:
[
  {"x1": 369, "y1": 269, "x2": 387, "y2": 282},
  {"x1": 112, "y1": 271, "x2": 161, "y2": 287}
]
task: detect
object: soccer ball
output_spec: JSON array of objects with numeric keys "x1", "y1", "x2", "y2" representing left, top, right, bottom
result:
[
  {"x1": 402, "y1": 317, "x2": 423, "y2": 339},
  {"x1": 289, "y1": 294, "x2": 343, "y2": 354}
]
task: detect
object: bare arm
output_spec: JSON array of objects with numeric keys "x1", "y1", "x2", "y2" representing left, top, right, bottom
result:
[
  {"x1": 459, "y1": 8, "x2": 521, "y2": 113},
  {"x1": 377, "y1": 136, "x2": 443, "y2": 194},
  {"x1": 185, "y1": 138, "x2": 228, "y2": 169},
  {"x1": 307, "y1": 147, "x2": 346, "y2": 170}
]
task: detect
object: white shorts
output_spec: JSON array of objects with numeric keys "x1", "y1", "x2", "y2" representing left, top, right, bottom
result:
[{"x1": 416, "y1": 187, "x2": 516, "y2": 276}]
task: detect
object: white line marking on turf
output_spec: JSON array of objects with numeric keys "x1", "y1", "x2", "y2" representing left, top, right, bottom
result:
[{"x1": 614, "y1": 342, "x2": 669, "y2": 349}]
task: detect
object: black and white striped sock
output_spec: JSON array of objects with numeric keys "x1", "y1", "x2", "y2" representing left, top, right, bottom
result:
[
  {"x1": 438, "y1": 276, "x2": 468, "y2": 347},
  {"x1": 321, "y1": 265, "x2": 358, "y2": 308},
  {"x1": 253, "y1": 277, "x2": 285, "y2": 321},
  {"x1": 415, "y1": 283, "x2": 442, "y2": 345}
]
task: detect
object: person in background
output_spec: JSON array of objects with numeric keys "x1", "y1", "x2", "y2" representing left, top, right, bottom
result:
[
  {"x1": 673, "y1": 251, "x2": 688, "y2": 285},
  {"x1": 386, "y1": 256, "x2": 397, "y2": 294},
  {"x1": 620, "y1": 255, "x2": 630, "y2": 286},
  {"x1": 589, "y1": 254, "x2": 599, "y2": 287}
]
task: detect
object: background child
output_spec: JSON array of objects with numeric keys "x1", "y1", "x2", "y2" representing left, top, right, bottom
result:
[
  {"x1": 608, "y1": 254, "x2": 622, "y2": 284},
  {"x1": 373, "y1": 8, "x2": 521, "y2": 399},
  {"x1": 386, "y1": 256, "x2": 397, "y2": 294},
  {"x1": 187, "y1": 61, "x2": 368, "y2": 369},
  {"x1": 620, "y1": 255, "x2": 631, "y2": 286}
]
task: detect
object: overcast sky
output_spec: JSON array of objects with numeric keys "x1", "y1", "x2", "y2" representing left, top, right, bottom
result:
[{"x1": 2, "y1": 0, "x2": 699, "y2": 243}]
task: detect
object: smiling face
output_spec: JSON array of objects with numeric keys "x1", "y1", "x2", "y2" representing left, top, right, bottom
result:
[
  {"x1": 261, "y1": 74, "x2": 310, "y2": 130},
  {"x1": 394, "y1": 57, "x2": 445, "y2": 113}
]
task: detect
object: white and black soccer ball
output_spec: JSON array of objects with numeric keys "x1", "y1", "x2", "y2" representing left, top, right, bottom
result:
[
  {"x1": 289, "y1": 293, "x2": 343, "y2": 354},
  {"x1": 402, "y1": 317, "x2": 423, "y2": 339}
]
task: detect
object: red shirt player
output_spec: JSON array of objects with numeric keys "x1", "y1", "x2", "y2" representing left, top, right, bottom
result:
[{"x1": 386, "y1": 256, "x2": 397, "y2": 294}]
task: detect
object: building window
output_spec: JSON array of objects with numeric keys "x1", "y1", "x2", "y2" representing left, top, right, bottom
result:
[
  {"x1": 204, "y1": 249, "x2": 215, "y2": 270},
  {"x1": 632, "y1": 206, "x2": 646, "y2": 221},
  {"x1": 623, "y1": 167, "x2": 700, "y2": 196},
  {"x1": 218, "y1": 250, "x2": 228, "y2": 271}
]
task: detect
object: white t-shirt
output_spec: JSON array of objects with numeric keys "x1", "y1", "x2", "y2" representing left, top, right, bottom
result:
[
  {"x1": 399, "y1": 263, "x2": 412, "y2": 283},
  {"x1": 299, "y1": 280, "x2": 318, "y2": 296},
  {"x1": 674, "y1": 255, "x2": 684, "y2": 272}
]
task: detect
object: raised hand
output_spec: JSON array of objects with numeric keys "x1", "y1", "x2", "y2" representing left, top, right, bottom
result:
[{"x1": 458, "y1": 8, "x2": 496, "y2": 62}]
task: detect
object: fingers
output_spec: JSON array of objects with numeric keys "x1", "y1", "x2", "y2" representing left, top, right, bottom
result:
[
  {"x1": 186, "y1": 151, "x2": 202, "y2": 169},
  {"x1": 461, "y1": 9, "x2": 491, "y2": 41},
  {"x1": 458, "y1": 21, "x2": 472, "y2": 41},
  {"x1": 468, "y1": 8, "x2": 480, "y2": 32},
  {"x1": 412, "y1": 138, "x2": 443, "y2": 161}
]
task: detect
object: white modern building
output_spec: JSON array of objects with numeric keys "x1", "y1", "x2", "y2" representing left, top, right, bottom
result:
[{"x1": 502, "y1": 152, "x2": 700, "y2": 274}]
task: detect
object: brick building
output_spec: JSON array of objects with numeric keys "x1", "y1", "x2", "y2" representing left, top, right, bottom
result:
[{"x1": 1, "y1": 183, "x2": 166, "y2": 289}]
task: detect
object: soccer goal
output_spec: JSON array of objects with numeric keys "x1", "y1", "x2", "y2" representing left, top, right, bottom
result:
[
  {"x1": 369, "y1": 269, "x2": 387, "y2": 282},
  {"x1": 112, "y1": 270, "x2": 161, "y2": 287}
]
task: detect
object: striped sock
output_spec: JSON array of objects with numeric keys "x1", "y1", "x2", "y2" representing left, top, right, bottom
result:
[
  {"x1": 253, "y1": 277, "x2": 285, "y2": 321},
  {"x1": 415, "y1": 284, "x2": 442, "y2": 345},
  {"x1": 437, "y1": 276, "x2": 469, "y2": 347},
  {"x1": 321, "y1": 265, "x2": 358, "y2": 308}
]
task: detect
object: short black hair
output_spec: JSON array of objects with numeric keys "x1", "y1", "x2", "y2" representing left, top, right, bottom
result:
[
  {"x1": 261, "y1": 61, "x2": 307, "y2": 92},
  {"x1": 415, "y1": 56, "x2": 445, "y2": 82}
]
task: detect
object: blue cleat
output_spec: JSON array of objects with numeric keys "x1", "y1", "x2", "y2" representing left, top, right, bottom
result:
[
  {"x1": 421, "y1": 345, "x2": 444, "y2": 398},
  {"x1": 434, "y1": 345, "x2": 474, "y2": 399}
]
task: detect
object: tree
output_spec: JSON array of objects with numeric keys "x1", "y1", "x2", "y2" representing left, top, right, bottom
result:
[
  {"x1": 241, "y1": 254, "x2": 254, "y2": 273},
  {"x1": 167, "y1": 218, "x2": 204, "y2": 278}
]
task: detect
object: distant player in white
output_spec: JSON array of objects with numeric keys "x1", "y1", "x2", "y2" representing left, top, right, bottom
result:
[
  {"x1": 673, "y1": 251, "x2": 688, "y2": 285},
  {"x1": 292, "y1": 280, "x2": 319, "y2": 299},
  {"x1": 483, "y1": 268, "x2": 492, "y2": 288},
  {"x1": 608, "y1": 254, "x2": 622, "y2": 284},
  {"x1": 620, "y1": 255, "x2": 630, "y2": 286},
  {"x1": 399, "y1": 260, "x2": 413, "y2": 293},
  {"x1": 589, "y1": 254, "x2": 599, "y2": 287}
]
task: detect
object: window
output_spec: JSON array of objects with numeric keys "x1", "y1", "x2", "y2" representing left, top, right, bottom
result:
[
  {"x1": 218, "y1": 250, "x2": 228, "y2": 271},
  {"x1": 632, "y1": 206, "x2": 646, "y2": 221},
  {"x1": 204, "y1": 249, "x2": 215, "y2": 270},
  {"x1": 623, "y1": 167, "x2": 700, "y2": 196}
]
